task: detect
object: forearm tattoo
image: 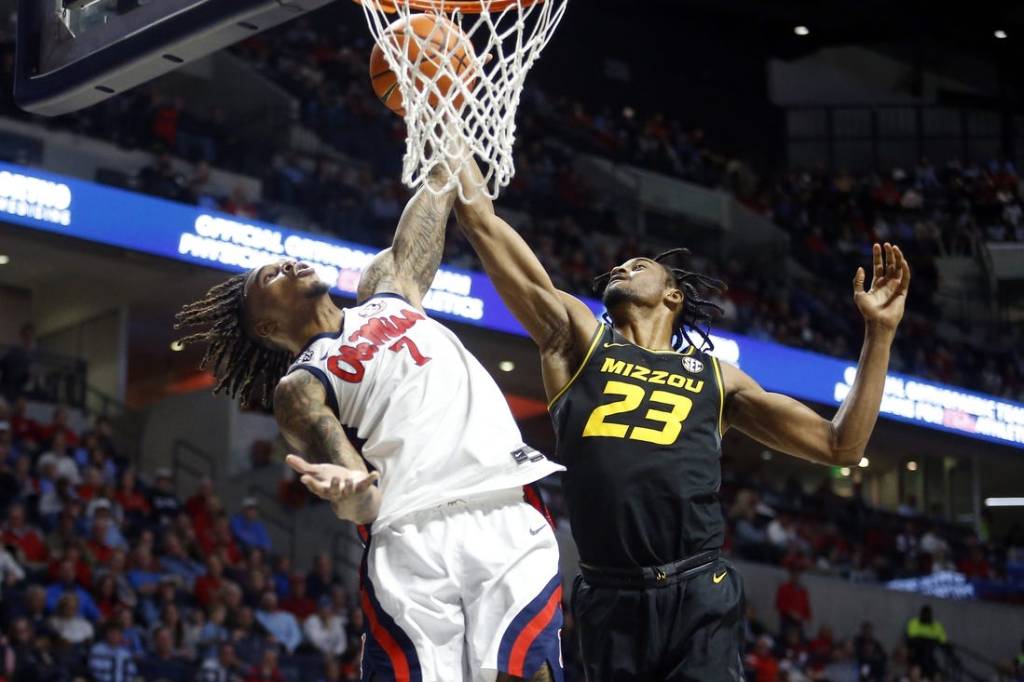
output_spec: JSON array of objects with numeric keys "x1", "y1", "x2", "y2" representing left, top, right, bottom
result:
[
  {"x1": 391, "y1": 181, "x2": 457, "y2": 295},
  {"x1": 274, "y1": 372, "x2": 360, "y2": 469}
]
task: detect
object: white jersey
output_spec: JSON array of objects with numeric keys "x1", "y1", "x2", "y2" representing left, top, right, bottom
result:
[{"x1": 288, "y1": 294, "x2": 563, "y2": 532}]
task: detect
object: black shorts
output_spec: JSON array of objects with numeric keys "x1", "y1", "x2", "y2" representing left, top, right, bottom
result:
[{"x1": 571, "y1": 556, "x2": 745, "y2": 682}]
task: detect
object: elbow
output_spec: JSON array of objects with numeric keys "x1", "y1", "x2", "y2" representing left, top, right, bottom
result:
[
  {"x1": 831, "y1": 447, "x2": 865, "y2": 467},
  {"x1": 826, "y1": 423, "x2": 865, "y2": 466}
]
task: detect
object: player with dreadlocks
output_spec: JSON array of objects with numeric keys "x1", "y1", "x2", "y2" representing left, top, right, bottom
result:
[
  {"x1": 175, "y1": 162, "x2": 568, "y2": 682},
  {"x1": 453, "y1": 158, "x2": 911, "y2": 682}
]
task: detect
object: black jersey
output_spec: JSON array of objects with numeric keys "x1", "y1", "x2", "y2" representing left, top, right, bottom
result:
[{"x1": 550, "y1": 323, "x2": 726, "y2": 568}]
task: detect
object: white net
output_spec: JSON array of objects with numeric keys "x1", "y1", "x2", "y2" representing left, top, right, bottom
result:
[{"x1": 358, "y1": 0, "x2": 568, "y2": 202}]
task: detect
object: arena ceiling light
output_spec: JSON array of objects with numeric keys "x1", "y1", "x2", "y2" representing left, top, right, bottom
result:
[
  {"x1": 858, "y1": 457, "x2": 870, "y2": 468},
  {"x1": 906, "y1": 460, "x2": 918, "y2": 472},
  {"x1": 499, "y1": 360, "x2": 515, "y2": 373},
  {"x1": 985, "y1": 497, "x2": 1024, "y2": 507},
  {"x1": 794, "y1": 25, "x2": 810, "y2": 36},
  {"x1": 0, "y1": 255, "x2": 9, "y2": 265},
  {"x1": 994, "y1": 29, "x2": 1008, "y2": 39},
  {"x1": 839, "y1": 466, "x2": 851, "y2": 477},
  {"x1": 169, "y1": 340, "x2": 185, "y2": 352}
]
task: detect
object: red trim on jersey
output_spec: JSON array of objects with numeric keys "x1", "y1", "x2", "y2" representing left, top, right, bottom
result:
[
  {"x1": 360, "y1": 589, "x2": 411, "y2": 682},
  {"x1": 523, "y1": 484, "x2": 555, "y2": 528},
  {"x1": 508, "y1": 585, "x2": 562, "y2": 676}
]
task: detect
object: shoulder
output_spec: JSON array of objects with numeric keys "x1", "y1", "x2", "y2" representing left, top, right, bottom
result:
[
  {"x1": 273, "y1": 370, "x2": 325, "y2": 406},
  {"x1": 547, "y1": 291, "x2": 600, "y2": 355},
  {"x1": 272, "y1": 370, "x2": 329, "y2": 426},
  {"x1": 713, "y1": 357, "x2": 759, "y2": 397}
]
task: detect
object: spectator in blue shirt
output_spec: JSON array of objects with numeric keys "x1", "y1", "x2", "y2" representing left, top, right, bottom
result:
[
  {"x1": 255, "y1": 591, "x2": 302, "y2": 655},
  {"x1": 158, "y1": 533, "x2": 204, "y2": 590},
  {"x1": 88, "y1": 622, "x2": 138, "y2": 682},
  {"x1": 230, "y1": 498, "x2": 271, "y2": 552},
  {"x1": 115, "y1": 607, "x2": 146, "y2": 658},
  {"x1": 137, "y1": 626, "x2": 191, "y2": 682},
  {"x1": 126, "y1": 545, "x2": 163, "y2": 595},
  {"x1": 45, "y1": 559, "x2": 100, "y2": 621}
]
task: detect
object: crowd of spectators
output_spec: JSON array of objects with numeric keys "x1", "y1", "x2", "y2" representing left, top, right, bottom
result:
[
  {"x1": 1, "y1": 9, "x2": 1023, "y2": 402},
  {"x1": 742, "y1": 597, "x2": 969, "y2": 682},
  {"x1": 717, "y1": 469, "x2": 1024, "y2": 606},
  {"x1": 0, "y1": 396, "x2": 369, "y2": 681},
  {"x1": 231, "y1": 14, "x2": 1024, "y2": 401},
  {"x1": 3, "y1": 392, "x2": 1022, "y2": 681}
]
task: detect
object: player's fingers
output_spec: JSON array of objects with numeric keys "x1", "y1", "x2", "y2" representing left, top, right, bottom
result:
[
  {"x1": 853, "y1": 267, "x2": 866, "y2": 294},
  {"x1": 898, "y1": 253, "x2": 912, "y2": 294},
  {"x1": 872, "y1": 243, "x2": 883, "y2": 282},
  {"x1": 285, "y1": 454, "x2": 314, "y2": 474},
  {"x1": 884, "y1": 243, "x2": 896, "y2": 279},
  {"x1": 353, "y1": 474, "x2": 378, "y2": 493},
  {"x1": 300, "y1": 475, "x2": 324, "y2": 496}
]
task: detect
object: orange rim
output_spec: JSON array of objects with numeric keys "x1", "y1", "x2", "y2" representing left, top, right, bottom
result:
[{"x1": 355, "y1": 0, "x2": 542, "y2": 14}]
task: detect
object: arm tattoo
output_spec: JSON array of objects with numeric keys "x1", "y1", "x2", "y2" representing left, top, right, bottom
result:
[
  {"x1": 390, "y1": 180, "x2": 457, "y2": 297},
  {"x1": 273, "y1": 372, "x2": 364, "y2": 471}
]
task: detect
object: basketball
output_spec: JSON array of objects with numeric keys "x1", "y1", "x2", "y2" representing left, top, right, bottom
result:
[{"x1": 369, "y1": 14, "x2": 475, "y2": 117}]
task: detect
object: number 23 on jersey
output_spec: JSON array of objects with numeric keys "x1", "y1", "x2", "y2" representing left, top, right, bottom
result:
[{"x1": 582, "y1": 380, "x2": 693, "y2": 446}]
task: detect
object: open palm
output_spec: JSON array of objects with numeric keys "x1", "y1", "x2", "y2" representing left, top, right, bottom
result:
[
  {"x1": 853, "y1": 243, "x2": 911, "y2": 332},
  {"x1": 285, "y1": 454, "x2": 380, "y2": 522}
]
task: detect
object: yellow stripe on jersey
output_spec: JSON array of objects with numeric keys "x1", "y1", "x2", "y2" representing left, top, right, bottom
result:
[
  {"x1": 548, "y1": 323, "x2": 605, "y2": 410},
  {"x1": 710, "y1": 355, "x2": 725, "y2": 438}
]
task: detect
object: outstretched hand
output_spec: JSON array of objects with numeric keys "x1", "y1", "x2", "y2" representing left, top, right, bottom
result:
[
  {"x1": 853, "y1": 243, "x2": 911, "y2": 332},
  {"x1": 285, "y1": 454, "x2": 380, "y2": 524}
]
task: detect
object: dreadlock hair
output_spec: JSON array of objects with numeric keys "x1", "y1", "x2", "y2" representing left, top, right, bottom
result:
[
  {"x1": 592, "y1": 248, "x2": 727, "y2": 352},
  {"x1": 173, "y1": 273, "x2": 293, "y2": 408}
]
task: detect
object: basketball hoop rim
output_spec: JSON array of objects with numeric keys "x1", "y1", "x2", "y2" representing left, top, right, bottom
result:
[{"x1": 355, "y1": 0, "x2": 543, "y2": 14}]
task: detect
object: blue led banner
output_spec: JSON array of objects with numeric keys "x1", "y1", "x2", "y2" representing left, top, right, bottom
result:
[{"x1": 2, "y1": 162, "x2": 1022, "y2": 448}]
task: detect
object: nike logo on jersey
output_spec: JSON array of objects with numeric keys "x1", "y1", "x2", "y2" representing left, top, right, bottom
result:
[
  {"x1": 529, "y1": 525, "x2": 547, "y2": 535},
  {"x1": 713, "y1": 571, "x2": 727, "y2": 584}
]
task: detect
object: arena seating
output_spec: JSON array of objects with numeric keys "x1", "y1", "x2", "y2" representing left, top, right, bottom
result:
[
  {"x1": 1, "y1": 388, "x2": 1020, "y2": 680},
  {"x1": 0, "y1": 14, "x2": 1019, "y2": 403}
]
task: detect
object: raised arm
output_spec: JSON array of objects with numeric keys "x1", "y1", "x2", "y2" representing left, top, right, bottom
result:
[
  {"x1": 454, "y1": 161, "x2": 596, "y2": 378},
  {"x1": 273, "y1": 371, "x2": 380, "y2": 524},
  {"x1": 722, "y1": 243, "x2": 910, "y2": 467},
  {"x1": 356, "y1": 166, "x2": 457, "y2": 308}
]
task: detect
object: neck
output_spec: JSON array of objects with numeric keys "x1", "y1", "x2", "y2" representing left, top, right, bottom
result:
[
  {"x1": 610, "y1": 305, "x2": 676, "y2": 352},
  {"x1": 286, "y1": 298, "x2": 343, "y2": 354}
]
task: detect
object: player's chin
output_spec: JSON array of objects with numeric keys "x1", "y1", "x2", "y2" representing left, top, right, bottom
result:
[
  {"x1": 602, "y1": 282, "x2": 635, "y2": 308},
  {"x1": 302, "y1": 279, "x2": 332, "y2": 299}
]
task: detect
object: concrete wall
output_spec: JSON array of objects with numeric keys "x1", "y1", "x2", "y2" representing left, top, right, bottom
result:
[
  {"x1": 139, "y1": 391, "x2": 233, "y2": 478},
  {"x1": 0, "y1": 285, "x2": 32, "y2": 346},
  {"x1": 228, "y1": 409, "x2": 281, "y2": 477},
  {"x1": 35, "y1": 306, "x2": 128, "y2": 402}
]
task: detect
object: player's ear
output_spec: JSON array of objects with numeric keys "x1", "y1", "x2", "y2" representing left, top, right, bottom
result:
[
  {"x1": 252, "y1": 318, "x2": 278, "y2": 341},
  {"x1": 664, "y1": 286, "x2": 683, "y2": 308}
]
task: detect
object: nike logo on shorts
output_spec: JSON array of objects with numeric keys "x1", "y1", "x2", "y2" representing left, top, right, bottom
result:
[{"x1": 713, "y1": 570, "x2": 727, "y2": 584}]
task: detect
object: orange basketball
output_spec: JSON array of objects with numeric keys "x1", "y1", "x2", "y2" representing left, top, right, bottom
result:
[{"x1": 369, "y1": 14, "x2": 475, "y2": 117}]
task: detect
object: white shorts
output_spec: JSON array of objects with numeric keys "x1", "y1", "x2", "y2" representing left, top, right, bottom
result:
[{"x1": 358, "y1": 485, "x2": 563, "y2": 682}]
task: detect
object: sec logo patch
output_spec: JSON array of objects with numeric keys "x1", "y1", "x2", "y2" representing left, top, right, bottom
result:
[{"x1": 682, "y1": 356, "x2": 704, "y2": 374}]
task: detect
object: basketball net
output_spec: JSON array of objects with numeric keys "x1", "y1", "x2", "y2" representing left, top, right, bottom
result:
[{"x1": 358, "y1": 0, "x2": 568, "y2": 202}]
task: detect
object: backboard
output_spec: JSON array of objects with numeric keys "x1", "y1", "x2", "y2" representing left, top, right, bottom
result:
[{"x1": 15, "y1": 0, "x2": 337, "y2": 117}]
